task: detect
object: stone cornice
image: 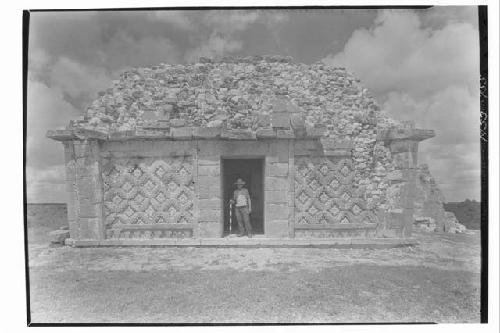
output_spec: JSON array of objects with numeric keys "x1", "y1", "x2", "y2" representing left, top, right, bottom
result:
[
  {"x1": 376, "y1": 128, "x2": 435, "y2": 143},
  {"x1": 47, "y1": 126, "x2": 334, "y2": 142}
]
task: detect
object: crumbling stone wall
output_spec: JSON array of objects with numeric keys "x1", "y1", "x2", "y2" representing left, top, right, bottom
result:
[
  {"x1": 48, "y1": 56, "x2": 438, "y2": 242},
  {"x1": 414, "y1": 164, "x2": 466, "y2": 233}
]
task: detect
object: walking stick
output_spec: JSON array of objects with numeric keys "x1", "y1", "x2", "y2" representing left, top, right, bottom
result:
[{"x1": 229, "y1": 202, "x2": 233, "y2": 234}]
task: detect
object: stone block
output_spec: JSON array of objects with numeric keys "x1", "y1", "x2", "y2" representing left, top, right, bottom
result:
[
  {"x1": 221, "y1": 129, "x2": 256, "y2": 140},
  {"x1": 388, "y1": 170, "x2": 404, "y2": 182},
  {"x1": 265, "y1": 219, "x2": 289, "y2": 238},
  {"x1": 265, "y1": 177, "x2": 289, "y2": 191},
  {"x1": 142, "y1": 111, "x2": 162, "y2": 121},
  {"x1": 272, "y1": 112, "x2": 291, "y2": 128},
  {"x1": 198, "y1": 165, "x2": 220, "y2": 176},
  {"x1": 171, "y1": 127, "x2": 194, "y2": 139},
  {"x1": 276, "y1": 129, "x2": 295, "y2": 139},
  {"x1": 198, "y1": 222, "x2": 220, "y2": 238},
  {"x1": 170, "y1": 119, "x2": 186, "y2": 127},
  {"x1": 78, "y1": 202, "x2": 101, "y2": 218},
  {"x1": 306, "y1": 126, "x2": 327, "y2": 138},
  {"x1": 199, "y1": 198, "x2": 221, "y2": 210},
  {"x1": 198, "y1": 209, "x2": 221, "y2": 222},
  {"x1": 49, "y1": 230, "x2": 70, "y2": 244},
  {"x1": 193, "y1": 127, "x2": 221, "y2": 139},
  {"x1": 266, "y1": 163, "x2": 289, "y2": 177},
  {"x1": 256, "y1": 128, "x2": 276, "y2": 138},
  {"x1": 198, "y1": 176, "x2": 220, "y2": 188},
  {"x1": 198, "y1": 156, "x2": 220, "y2": 166},
  {"x1": 78, "y1": 218, "x2": 102, "y2": 240},
  {"x1": 265, "y1": 190, "x2": 288, "y2": 203},
  {"x1": 266, "y1": 204, "x2": 289, "y2": 220},
  {"x1": 199, "y1": 185, "x2": 221, "y2": 199}
]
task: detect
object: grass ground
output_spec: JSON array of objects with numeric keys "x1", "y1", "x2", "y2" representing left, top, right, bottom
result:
[{"x1": 27, "y1": 221, "x2": 481, "y2": 324}]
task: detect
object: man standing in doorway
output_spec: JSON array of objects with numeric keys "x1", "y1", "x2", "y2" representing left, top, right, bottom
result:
[{"x1": 230, "y1": 178, "x2": 253, "y2": 238}]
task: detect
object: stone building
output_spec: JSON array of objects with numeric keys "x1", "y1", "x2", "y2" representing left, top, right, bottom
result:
[{"x1": 47, "y1": 55, "x2": 434, "y2": 246}]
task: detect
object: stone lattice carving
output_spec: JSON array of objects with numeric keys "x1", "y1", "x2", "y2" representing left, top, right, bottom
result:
[
  {"x1": 294, "y1": 156, "x2": 377, "y2": 226},
  {"x1": 102, "y1": 156, "x2": 194, "y2": 231}
]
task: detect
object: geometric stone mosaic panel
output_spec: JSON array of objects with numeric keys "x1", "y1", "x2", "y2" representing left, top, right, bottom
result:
[
  {"x1": 294, "y1": 156, "x2": 377, "y2": 228},
  {"x1": 102, "y1": 156, "x2": 195, "y2": 236}
]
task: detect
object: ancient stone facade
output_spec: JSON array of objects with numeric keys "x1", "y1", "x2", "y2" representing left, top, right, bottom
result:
[{"x1": 47, "y1": 56, "x2": 435, "y2": 246}]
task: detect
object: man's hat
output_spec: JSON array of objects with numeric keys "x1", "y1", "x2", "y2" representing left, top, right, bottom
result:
[{"x1": 234, "y1": 178, "x2": 246, "y2": 185}]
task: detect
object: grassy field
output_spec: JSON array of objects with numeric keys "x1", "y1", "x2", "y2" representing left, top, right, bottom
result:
[{"x1": 26, "y1": 204, "x2": 481, "y2": 324}]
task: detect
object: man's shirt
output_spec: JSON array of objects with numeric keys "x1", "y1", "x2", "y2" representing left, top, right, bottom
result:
[{"x1": 233, "y1": 188, "x2": 251, "y2": 207}]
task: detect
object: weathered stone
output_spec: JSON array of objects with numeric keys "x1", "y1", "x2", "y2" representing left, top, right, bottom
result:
[
  {"x1": 193, "y1": 127, "x2": 221, "y2": 139},
  {"x1": 276, "y1": 129, "x2": 295, "y2": 139},
  {"x1": 199, "y1": 222, "x2": 220, "y2": 237},
  {"x1": 266, "y1": 163, "x2": 289, "y2": 177},
  {"x1": 272, "y1": 112, "x2": 291, "y2": 129},
  {"x1": 265, "y1": 219, "x2": 289, "y2": 237},
  {"x1": 198, "y1": 210, "x2": 221, "y2": 222},
  {"x1": 266, "y1": 204, "x2": 289, "y2": 220},
  {"x1": 171, "y1": 127, "x2": 194, "y2": 139},
  {"x1": 198, "y1": 165, "x2": 220, "y2": 176},
  {"x1": 265, "y1": 190, "x2": 288, "y2": 203},
  {"x1": 256, "y1": 128, "x2": 276, "y2": 138},
  {"x1": 199, "y1": 199, "x2": 221, "y2": 210},
  {"x1": 49, "y1": 229, "x2": 70, "y2": 244},
  {"x1": 265, "y1": 177, "x2": 288, "y2": 191},
  {"x1": 170, "y1": 119, "x2": 186, "y2": 127},
  {"x1": 220, "y1": 129, "x2": 256, "y2": 140}
]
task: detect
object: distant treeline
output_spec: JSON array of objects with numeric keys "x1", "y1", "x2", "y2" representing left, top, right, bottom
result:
[{"x1": 444, "y1": 199, "x2": 481, "y2": 230}]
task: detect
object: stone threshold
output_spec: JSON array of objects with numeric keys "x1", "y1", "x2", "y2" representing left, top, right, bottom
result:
[{"x1": 65, "y1": 237, "x2": 417, "y2": 249}]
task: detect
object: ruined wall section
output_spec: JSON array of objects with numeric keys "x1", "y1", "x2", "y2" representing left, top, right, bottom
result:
[{"x1": 415, "y1": 164, "x2": 466, "y2": 233}]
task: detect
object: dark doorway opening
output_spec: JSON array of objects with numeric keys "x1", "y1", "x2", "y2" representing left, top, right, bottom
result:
[{"x1": 222, "y1": 158, "x2": 265, "y2": 236}]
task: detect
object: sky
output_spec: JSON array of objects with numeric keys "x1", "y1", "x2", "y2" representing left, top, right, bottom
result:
[{"x1": 26, "y1": 7, "x2": 481, "y2": 203}]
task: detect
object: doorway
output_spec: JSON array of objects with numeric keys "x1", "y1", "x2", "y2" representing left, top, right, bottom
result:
[{"x1": 221, "y1": 158, "x2": 265, "y2": 236}]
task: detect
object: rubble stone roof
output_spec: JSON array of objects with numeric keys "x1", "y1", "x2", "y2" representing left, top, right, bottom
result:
[{"x1": 67, "y1": 55, "x2": 398, "y2": 140}]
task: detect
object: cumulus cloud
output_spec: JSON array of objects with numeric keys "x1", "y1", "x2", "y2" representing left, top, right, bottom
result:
[
  {"x1": 185, "y1": 33, "x2": 243, "y2": 62},
  {"x1": 184, "y1": 11, "x2": 260, "y2": 62},
  {"x1": 101, "y1": 32, "x2": 181, "y2": 70},
  {"x1": 323, "y1": 9, "x2": 480, "y2": 201},
  {"x1": 323, "y1": 10, "x2": 479, "y2": 98},
  {"x1": 49, "y1": 57, "x2": 113, "y2": 108}
]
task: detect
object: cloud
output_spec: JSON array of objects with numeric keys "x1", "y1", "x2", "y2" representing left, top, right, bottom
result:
[
  {"x1": 185, "y1": 33, "x2": 243, "y2": 62},
  {"x1": 150, "y1": 11, "x2": 193, "y2": 30},
  {"x1": 420, "y1": 6, "x2": 478, "y2": 29},
  {"x1": 184, "y1": 11, "x2": 260, "y2": 62},
  {"x1": 203, "y1": 11, "x2": 260, "y2": 33},
  {"x1": 49, "y1": 57, "x2": 113, "y2": 109},
  {"x1": 323, "y1": 9, "x2": 480, "y2": 201},
  {"x1": 101, "y1": 32, "x2": 181, "y2": 70},
  {"x1": 27, "y1": 79, "x2": 80, "y2": 170},
  {"x1": 382, "y1": 85, "x2": 479, "y2": 145},
  {"x1": 323, "y1": 10, "x2": 479, "y2": 98}
]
